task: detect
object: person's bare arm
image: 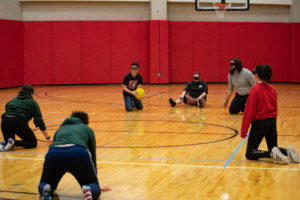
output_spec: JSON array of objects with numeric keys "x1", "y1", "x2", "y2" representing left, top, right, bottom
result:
[
  {"x1": 197, "y1": 92, "x2": 207, "y2": 101},
  {"x1": 224, "y1": 89, "x2": 233, "y2": 108},
  {"x1": 41, "y1": 130, "x2": 51, "y2": 141}
]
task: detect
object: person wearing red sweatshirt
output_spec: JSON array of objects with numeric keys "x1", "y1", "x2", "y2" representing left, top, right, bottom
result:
[{"x1": 241, "y1": 65, "x2": 299, "y2": 164}]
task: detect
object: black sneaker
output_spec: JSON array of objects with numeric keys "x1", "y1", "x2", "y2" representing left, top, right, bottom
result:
[
  {"x1": 197, "y1": 99, "x2": 203, "y2": 108},
  {"x1": 169, "y1": 98, "x2": 176, "y2": 107}
]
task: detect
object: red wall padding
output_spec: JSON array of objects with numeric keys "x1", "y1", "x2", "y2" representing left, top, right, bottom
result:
[
  {"x1": 169, "y1": 22, "x2": 193, "y2": 83},
  {"x1": 159, "y1": 20, "x2": 169, "y2": 83},
  {"x1": 24, "y1": 21, "x2": 52, "y2": 85},
  {"x1": 23, "y1": 21, "x2": 149, "y2": 85},
  {"x1": 246, "y1": 23, "x2": 289, "y2": 82},
  {"x1": 169, "y1": 21, "x2": 291, "y2": 83},
  {"x1": 149, "y1": 21, "x2": 160, "y2": 83},
  {"x1": 1, "y1": 20, "x2": 299, "y2": 88},
  {"x1": 291, "y1": 23, "x2": 300, "y2": 82},
  {"x1": 52, "y1": 21, "x2": 82, "y2": 84},
  {"x1": 192, "y1": 22, "x2": 222, "y2": 82},
  {"x1": 110, "y1": 21, "x2": 148, "y2": 83},
  {"x1": 218, "y1": 22, "x2": 247, "y2": 82},
  {"x1": 82, "y1": 21, "x2": 111, "y2": 84},
  {"x1": 0, "y1": 20, "x2": 23, "y2": 88}
]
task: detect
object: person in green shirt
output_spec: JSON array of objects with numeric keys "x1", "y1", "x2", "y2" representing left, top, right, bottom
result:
[
  {"x1": 0, "y1": 84, "x2": 50, "y2": 151},
  {"x1": 38, "y1": 111, "x2": 111, "y2": 200}
]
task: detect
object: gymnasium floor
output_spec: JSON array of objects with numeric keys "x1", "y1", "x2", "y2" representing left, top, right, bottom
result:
[{"x1": 0, "y1": 83, "x2": 299, "y2": 200}]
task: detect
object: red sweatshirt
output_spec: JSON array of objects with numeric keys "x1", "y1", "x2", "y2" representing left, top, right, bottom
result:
[{"x1": 241, "y1": 83, "x2": 277, "y2": 138}]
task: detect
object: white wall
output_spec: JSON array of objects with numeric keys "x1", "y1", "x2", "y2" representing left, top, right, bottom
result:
[
  {"x1": 0, "y1": 0, "x2": 22, "y2": 20},
  {"x1": 15, "y1": 0, "x2": 300, "y2": 22},
  {"x1": 290, "y1": 0, "x2": 300, "y2": 22},
  {"x1": 168, "y1": 3, "x2": 290, "y2": 22},
  {"x1": 22, "y1": 1, "x2": 150, "y2": 21}
]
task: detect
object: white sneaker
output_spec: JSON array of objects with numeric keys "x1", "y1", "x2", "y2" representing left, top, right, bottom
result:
[
  {"x1": 287, "y1": 146, "x2": 299, "y2": 163},
  {"x1": 4, "y1": 138, "x2": 15, "y2": 151},
  {"x1": 82, "y1": 185, "x2": 93, "y2": 200},
  {"x1": 272, "y1": 147, "x2": 289, "y2": 165},
  {"x1": 42, "y1": 184, "x2": 52, "y2": 200},
  {"x1": 0, "y1": 140, "x2": 6, "y2": 151}
]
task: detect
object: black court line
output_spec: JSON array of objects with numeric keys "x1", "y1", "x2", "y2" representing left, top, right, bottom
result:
[
  {"x1": 35, "y1": 88, "x2": 179, "y2": 106},
  {"x1": 35, "y1": 92, "x2": 91, "y2": 104},
  {"x1": 95, "y1": 120, "x2": 238, "y2": 148},
  {"x1": 36, "y1": 118, "x2": 300, "y2": 148},
  {"x1": 0, "y1": 197, "x2": 17, "y2": 200},
  {"x1": 0, "y1": 190, "x2": 82, "y2": 199}
]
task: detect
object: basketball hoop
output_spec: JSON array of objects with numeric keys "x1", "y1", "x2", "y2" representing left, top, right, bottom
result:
[{"x1": 214, "y1": 3, "x2": 228, "y2": 19}]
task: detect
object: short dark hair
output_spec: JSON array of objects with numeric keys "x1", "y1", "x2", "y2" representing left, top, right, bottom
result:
[
  {"x1": 22, "y1": 84, "x2": 34, "y2": 94},
  {"x1": 231, "y1": 58, "x2": 242, "y2": 73},
  {"x1": 252, "y1": 64, "x2": 272, "y2": 82},
  {"x1": 71, "y1": 111, "x2": 89, "y2": 125},
  {"x1": 131, "y1": 62, "x2": 139, "y2": 68}
]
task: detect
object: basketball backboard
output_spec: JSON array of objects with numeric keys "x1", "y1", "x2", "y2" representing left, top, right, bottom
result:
[{"x1": 195, "y1": 0, "x2": 250, "y2": 11}]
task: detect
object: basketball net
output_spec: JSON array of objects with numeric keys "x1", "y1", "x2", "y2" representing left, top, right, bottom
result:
[{"x1": 214, "y1": 3, "x2": 228, "y2": 19}]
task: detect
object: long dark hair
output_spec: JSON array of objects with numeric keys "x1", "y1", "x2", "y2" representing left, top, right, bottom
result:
[
  {"x1": 230, "y1": 58, "x2": 242, "y2": 74},
  {"x1": 252, "y1": 65, "x2": 272, "y2": 82}
]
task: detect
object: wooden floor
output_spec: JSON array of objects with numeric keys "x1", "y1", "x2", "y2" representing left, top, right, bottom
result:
[{"x1": 0, "y1": 84, "x2": 299, "y2": 200}]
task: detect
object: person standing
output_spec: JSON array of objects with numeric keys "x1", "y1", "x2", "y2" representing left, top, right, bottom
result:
[
  {"x1": 122, "y1": 62, "x2": 143, "y2": 111},
  {"x1": 0, "y1": 84, "x2": 50, "y2": 151},
  {"x1": 169, "y1": 72, "x2": 208, "y2": 108},
  {"x1": 38, "y1": 111, "x2": 111, "y2": 200},
  {"x1": 241, "y1": 65, "x2": 299, "y2": 164},
  {"x1": 224, "y1": 58, "x2": 256, "y2": 114}
]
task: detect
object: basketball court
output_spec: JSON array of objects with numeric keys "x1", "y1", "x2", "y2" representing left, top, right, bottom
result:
[
  {"x1": 0, "y1": 84, "x2": 299, "y2": 199},
  {"x1": 0, "y1": 0, "x2": 300, "y2": 199}
]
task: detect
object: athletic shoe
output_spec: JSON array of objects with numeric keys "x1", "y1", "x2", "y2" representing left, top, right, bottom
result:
[
  {"x1": 287, "y1": 146, "x2": 299, "y2": 163},
  {"x1": 4, "y1": 138, "x2": 15, "y2": 151},
  {"x1": 42, "y1": 184, "x2": 52, "y2": 200},
  {"x1": 82, "y1": 185, "x2": 93, "y2": 200},
  {"x1": 197, "y1": 99, "x2": 203, "y2": 108},
  {"x1": 272, "y1": 147, "x2": 289, "y2": 165},
  {"x1": 169, "y1": 98, "x2": 176, "y2": 107},
  {"x1": 0, "y1": 140, "x2": 6, "y2": 151}
]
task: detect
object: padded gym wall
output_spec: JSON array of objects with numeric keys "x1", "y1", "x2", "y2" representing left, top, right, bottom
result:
[
  {"x1": 23, "y1": 21, "x2": 149, "y2": 85},
  {"x1": 169, "y1": 21, "x2": 291, "y2": 83},
  {"x1": 0, "y1": 20, "x2": 23, "y2": 89},
  {"x1": 290, "y1": 23, "x2": 300, "y2": 82},
  {"x1": 1, "y1": 20, "x2": 299, "y2": 88}
]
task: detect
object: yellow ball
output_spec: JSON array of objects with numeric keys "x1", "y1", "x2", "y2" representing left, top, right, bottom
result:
[{"x1": 136, "y1": 88, "x2": 145, "y2": 99}]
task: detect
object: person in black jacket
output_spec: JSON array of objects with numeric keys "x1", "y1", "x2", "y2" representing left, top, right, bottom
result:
[
  {"x1": 169, "y1": 72, "x2": 208, "y2": 108},
  {"x1": 0, "y1": 85, "x2": 50, "y2": 151}
]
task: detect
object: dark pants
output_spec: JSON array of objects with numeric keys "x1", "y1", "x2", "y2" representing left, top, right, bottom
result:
[
  {"x1": 229, "y1": 93, "x2": 248, "y2": 114},
  {"x1": 245, "y1": 117, "x2": 287, "y2": 160},
  {"x1": 123, "y1": 95, "x2": 143, "y2": 111},
  {"x1": 1, "y1": 115, "x2": 37, "y2": 148},
  {"x1": 38, "y1": 145, "x2": 100, "y2": 198},
  {"x1": 183, "y1": 94, "x2": 207, "y2": 105}
]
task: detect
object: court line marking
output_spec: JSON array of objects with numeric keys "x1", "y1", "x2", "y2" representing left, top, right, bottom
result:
[
  {"x1": 1, "y1": 156, "x2": 299, "y2": 171},
  {"x1": 42, "y1": 111, "x2": 300, "y2": 120},
  {"x1": 0, "y1": 152, "x2": 267, "y2": 163},
  {"x1": 99, "y1": 161, "x2": 300, "y2": 171},
  {"x1": 224, "y1": 132, "x2": 249, "y2": 168}
]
